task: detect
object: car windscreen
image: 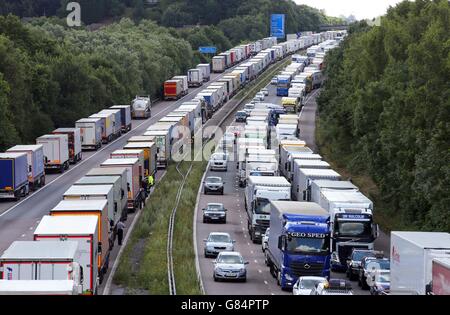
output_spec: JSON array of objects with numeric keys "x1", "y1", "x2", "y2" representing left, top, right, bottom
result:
[
  {"x1": 206, "y1": 178, "x2": 221, "y2": 183},
  {"x1": 218, "y1": 255, "x2": 243, "y2": 264},
  {"x1": 209, "y1": 235, "x2": 230, "y2": 243},
  {"x1": 300, "y1": 279, "x2": 326, "y2": 289},
  {"x1": 207, "y1": 204, "x2": 224, "y2": 211}
]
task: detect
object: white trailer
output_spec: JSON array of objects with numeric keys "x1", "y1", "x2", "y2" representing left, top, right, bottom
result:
[
  {"x1": 292, "y1": 168, "x2": 341, "y2": 201},
  {"x1": 390, "y1": 232, "x2": 450, "y2": 295},
  {"x1": 52, "y1": 128, "x2": 82, "y2": 164},
  {"x1": 310, "y1": 180, "x2": 358, "y2": 206},
  {"x1": 196, "y1": 64, "x2": 211, "y2": 82},
  {"x1": 245, "y1": 176, "x2": 291, "y2": 242},
  {"x1": 36, "y1": 134, "x2": 70, "y2": 173},
  {"x1": 188, "y1": 69, "x2": 203, "y2": 87},
  {"x1": 34, "y1": 216, "x2": 99, "y2": 295},
  {"x1": 99, "y1": 109, "x2": 122, "y2": 139},
  {"x1": 75, "y1": 118, "x2": 103, "y2": 150},
  {"x1": 212, "y1": 56, "x2": 226, "y2": 73},
  {"x1": 279, "y1": 145, "x2": 313, "y2": 179},
  {"x1": 0, "y1": 241, "x2": 82, "y2": 295},
  {"x1": 0, "y1": 280, "x2": 78, "y2": 295},
  {"x1": 172, "y1": 76, "x2": 189, "y2": 95}
]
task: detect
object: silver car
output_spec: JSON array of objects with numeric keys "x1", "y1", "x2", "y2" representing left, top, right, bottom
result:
[
  {"x1": 293, "y1": 276, "x2": 328, "y2": 295},
  {"x1": 203, "y1": 176, "x2": 224, "y2": 195},
  {"x1": 209, "y1": 152, "x2": 228, "y2": 172},
  {"x1": 260, "y1": 88, "x2": 269, "y2": 96},
  {"x1": 261, "y1": 228, "x2": 270, "y2": 252},
  {"x1": 204, "y1": 232, "x2": 235, "y2": 258},
  {"x1": 213, "y1": 251, "x2": 248, "y2": 282}
]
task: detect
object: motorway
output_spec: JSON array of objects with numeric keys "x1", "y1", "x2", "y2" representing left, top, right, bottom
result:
[
  {"x1": 195, "y1": 81, "x2": 391, "y2": 295},
  {"x1": 0, "y1": 66, "x2": 247, "y2": 256}
]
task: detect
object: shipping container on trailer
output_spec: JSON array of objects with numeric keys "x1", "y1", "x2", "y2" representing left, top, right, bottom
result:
[
  {"x1": 6, "y1": 145, "x2": 45, "y2": 191},
  {"x1": 0, "y1": 241, "x2": 83, "y2": 294},
  {"x1": 71, "y1": 177, "x2": 125, "y2": 230},
  {"x1": 52, "y1": 128, "x2": 82, "y2": 164},
  {"x1": 34, "y1": 216, "x2": 99, "y2": 295},
  {"x1": 143, "y1": 130, "x2": 170, "y2": 169},
  {"x1": 110, "y1": 105, "x2": 132, "y2": 132},
  {"x1": 90, "y1": 112, "x2": 114, "y2": 143},
  {"x1": 0, "y1": 152, "x2": 29, "y2": 201},
  {"x1": 293, "y1": 168, "x2": 341, "y2": 201},
  {"x1": 131, "y1": 96, "x2": 151, "y2": 119},
  {"x1": 172, "y1": 76, "x2": 189, "y2": 95},
  {"x1": 123, "y1": 142, "x2": 157, "y2": 177},
  {"x1": 212, "y1": 56, "x2": 226, "y2": 73},
  {"x1": 75, "y1": 118, "x2": 102, "y2": 150},
  {"x1": 85, "y1": 167, "x2": 128, "y2": 220},
  {"x1": 100, "y1": 159, "x2": 141, "y2": 212},
  {"x1": 99, "y1": 109, "x2": 122, "y2": 139},
  {"x1": 36, "y1": 134, "x2": 70, "y2": 173},
  {"x1": 50, "y1": 199, "x2": 112, "y2": 280}
]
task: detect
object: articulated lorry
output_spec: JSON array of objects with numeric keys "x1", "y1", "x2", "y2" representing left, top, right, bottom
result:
[
  {"x1": 36, "y1": 134, "x2": 70, "y2": 173},
  {"x1": 266, "y1": 201, "x2": 331, "y2": 290},
  {"x1": 6, "y1": 145, "x2": 45, "y2": 191},
  {"x1": 52, "y1": 128, "x2": 82, "y2": 164},
  {"x1": 313, "y1": 189, "x2": 378, "y2": 271},
  {"x1": 0, "y1": 153, "x2": 29, "y2": 201},
  {"x1": 390, "y1": 231, "x2": 450, "y2": 295},
  {"x1": 110, "y1": 105, "x2": 132, "y2": 132},
  {"x1": 245, "y1": 176, "x2": 291, "y2": 243},
  {"x1": 75, "y1": 118, "x2": 103, "y2": 151}
]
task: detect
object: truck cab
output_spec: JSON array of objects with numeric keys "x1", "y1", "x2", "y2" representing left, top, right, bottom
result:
[
  {"x1": 276, "y1": 75, "x2": 291, "y2": 96},
  {"x1": 266, "y1": 201, "x2": 331, "y2": 290}
]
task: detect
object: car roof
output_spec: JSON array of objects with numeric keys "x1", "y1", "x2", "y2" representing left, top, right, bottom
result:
[
  {"x1": 218, "y1": 251, "x2": 241, "y2": 256},
  {"x1": 207, "y1": 203, "x2": 224, "y2": 207},
  {"x1": 209, "y1": 232, "x2": 230, "y2": 237},
  {"x1": 299, "y1": 276, "x2": 327, "y2": 281},
  {"x1": 206, "y1": 176, "x2": 222, "y2": 180}
]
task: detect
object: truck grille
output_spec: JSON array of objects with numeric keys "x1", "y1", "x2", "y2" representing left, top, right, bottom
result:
[
  {"x1": 289, "y1": 261, "x2": 325, "y2": 277},
  {"x1": 256, "y1": 220, "x2": 270, "y2": 228}
]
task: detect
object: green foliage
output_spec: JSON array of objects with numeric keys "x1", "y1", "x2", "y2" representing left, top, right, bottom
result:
[
  {"x1": 0, "y1": 15, "x2": 195, "y2": 150},
  {"x1": 317, "y1": 0, "x2": 450, "y2": 232}
]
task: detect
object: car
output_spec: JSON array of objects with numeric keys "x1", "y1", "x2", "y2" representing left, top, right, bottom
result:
[
  {"x1": 254, "y1": 92, "x2": 265, "y2": 101},
  {"x1": 260, "y1": 88, "x2": 269, "y2": 96},
  {"x1": 213, "y1": 251, "x2": 248, "y2": 282},
  {"x1": 293, "y1": 276, "x2": 328, "y2": 295},
  {"x1": 310, "y1": 279, "x2": 353, "y2": 295},
  {"x1": 261, "y1": 228, "x2": 270, "y2": 252},
  {"x1": 359, "y1": 257, "x2": 390, "y2": 290},
  {"x1": 346, "y1": 249, "x2": 375, "y2": 280},
  {"x1": 203, "y1": 232, "x2": 235, "y2": 258},
  {"x1": 369, "y1": 270, "x2": 390, "y2": 295},
  {"x1": 244, "y1": 103, "x2": 255, "y2": 115},
  {"x1": 235, "y1": 110, "x2": 247, "y2": 123},
  {"x1": 204, "y1": 176, "x2": 224, "y2": 195},
  {"x1": 209, "y1": 152, "x2": 228, "y2": 171},
  {"x1": 202, "y1": 203, "x2": 227, "y2": 224},
  {"x1": 270, "y1": 76, "x2": 278, "y2": 85}
]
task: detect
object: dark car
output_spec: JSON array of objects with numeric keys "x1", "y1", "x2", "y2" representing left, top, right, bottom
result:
[
  {"x1": 203, "y1": 176, "x2": 224, "y2": 195},
  {"x1": 235, "y1": 111, "x2": 247, "y2": 123},
  {"x1": 346, "y1": 249, "x2": 375, "y2": 280},
  {"x1": 358, "y1": 256, "x2": 389, "y2": 289},
  {"x1": 203, "y1": 203, "x2": 227, "y2": 223}
]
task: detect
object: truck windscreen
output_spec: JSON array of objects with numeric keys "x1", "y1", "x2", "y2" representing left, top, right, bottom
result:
[
  {"x1": 254, "y1": 199, "x2": 271, "y2": 215},
  {"x1": 335, "y1": 221, "x2": 372, "y2": 237},
  {"x1": 287, "y1": 235, "x2": 330, "y2": 254}
]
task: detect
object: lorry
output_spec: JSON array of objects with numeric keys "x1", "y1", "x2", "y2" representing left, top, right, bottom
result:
[
  {"x1": 187, "y1": 69, "x2": 204, "y2": 87},
  {"x1": 131, "y1": 96, "x2": 151, "y2": 119},
  {"x1": 111, "y1": 149, "x2": 145, "y2": 180},
  {"x1": 310, "y1": 180, "x2": 358, "y2": 206},
  {"x1": 282, "y1": 97, "x2": 299, "y2": 113},
  {"x1": 197, "y1": 64, "x2": 211, "y2": 82},
  {"x1": 0, "y1": 241, "x2": 83, "y2": 294},
  {"x1": 143, "y1": 130, "x2": 170, "y2": 168},
  {"x1": 292, "y1": 168, "x2": 341, "y2": 201},
  {"x1": 100, "y1": 158, "x2": 141, "y2": 212},
  {"x1": 123, "y1": 142, "x2": 157, "y2": 178},
  {"x1": 110, "y1": 105, "x2": 132, "y2": 132},
  {"x1": 72, "y1": 177, "x2": 125, "y2": 231},
  {"x1": 240, "y1": 156, "x2": 279, "y2": 186},
  {"x1": 52, "y1": 128, "x2": 83, "y2": 164},
  {"x1": 164, "y1": 79, "x2": 183, "y2": 100},
  {"x1": 50, "y1": 199, "x2": 112, "y2": 282},
  {"x1": 75, "y1": 118, "x2": 103, "y2": 150},
  {"x1": 34, "y1": 216, "x2": 99, "y2": 294},
  {"x1": 313, "y1": 189, "x2": 378, "y2": 272},
  {"x1": 279, "y1": 146, "x2": 314, "y2": 180},
  {"x1": 266, "y1": 201, "x2": 331, "y2": 290},
  {"x1": 277, "y1": 76, "x2": 291, "y2": 97},
  {"x1": 390, "y1": 231, "x2": 450, "y2": 295},
  {"x1": 245, "y1": 176, "x2": 291, "y2": 243},
  {"x1": 432, "y1": 257, "x2": 450, "y2": 295},
  {"x1": 0, "y1": 280, "x2": 78, "y2": 295},
  {"x1": 99, "y1": 109, "x2": 122, "y2": 140},
  {"x1": 172, "y1": 76, "x2": 189, "y2": 95},
  {"x1": 6, "y1": 145, "x2": 45, "y2": 191},
  {"x1": 36, "y1": 134, "x2": 70, "y2": 173},
  {"x1": 90, "y1": 112, "x2": 114, "y2": 143},
  {"x1": 212, "y1": 56, "x2": 226, "y2": 73}
]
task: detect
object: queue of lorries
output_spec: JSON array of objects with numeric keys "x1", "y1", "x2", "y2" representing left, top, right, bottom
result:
[
  {"x1": 203, "y1": 30, "x2": 450, "y2": 295},
  {"x1": 0, "y1": 31, "x2": 333, "y2": 295}
]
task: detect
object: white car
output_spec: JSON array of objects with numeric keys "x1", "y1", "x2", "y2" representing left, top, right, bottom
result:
[
  {"x1": 213, "y1": 252, "x2": 248, "y2": 282},
  {"x1": 260, "y1": 88, "x2": 269, "y2": 96},
  {"x1": 261, "y1": 228, "x2": 270, "y2": 252},
  {"x1": 204, "y1": 232, "x2": 235, "y2": 258},
  {"x1": 209, "y1": 152, "x2": 228, "y2": 171},
  {"x1": 293, "y1": 276, "x2": 328, "y2": 295},
  {"x1": 244, "y1": 103, "x2": 255, "y2": 115},
  {"x1": 271, "y1": 76, "x2": 278, "y2": 85},
  {"x1": 310, "y1": 279, "x2": 353, "y2": 295},
  {"x1": 254, "y1": 92, "x2": 265, "y2": 101}
]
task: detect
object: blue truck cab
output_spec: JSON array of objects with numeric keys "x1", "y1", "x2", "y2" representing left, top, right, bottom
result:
[
  {"x1": 276, "y1": 75, "x2": 291, "y2": 97},
  {"x1": 266, "y1": 201, "x2": 331, "y2": 290}
]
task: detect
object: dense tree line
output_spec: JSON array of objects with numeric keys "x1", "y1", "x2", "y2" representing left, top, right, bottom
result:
[
  {"x1": 317, "y1": 0, "x2": 450, "y2": 231},
  {"x1": 0, "y1": 15, "x2": 194, "y2": 150}
]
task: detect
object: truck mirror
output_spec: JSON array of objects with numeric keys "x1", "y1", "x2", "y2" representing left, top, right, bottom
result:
[{"x1": 98, "y1": 242, "x2": 102, "y2": 255}]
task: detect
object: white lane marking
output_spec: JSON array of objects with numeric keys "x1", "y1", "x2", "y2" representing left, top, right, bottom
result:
[
  {"x1": 258, "y1": 270, "x2": 262, "y2": 274},
  {"x1": 244, "y1": 235, "x2": 247, "y2": 238},
  {"x1": 29, "y1": 227, "x2": 33, "y2": 230},
  {"x1": 271, "y1": 293, "x2": 275, "y2": 296},
  {"x1": 240, "y1": 221, "x2": 243, "y2": 224},
  {"x1": 21, "y1": 234, "x2": 25, "y2": 237},
  {"x1": 247, "y1": 242, "x2": 251, "y2": 246},
  {"x1": 254, "y1": 259, "x2": 258, "y2": 263},
  {"x1": 250, "y1": 250, "x2": 254, "y2": 254},
  {"x1": 264, "y1": 281, "x2": 268, "y2": 285}
]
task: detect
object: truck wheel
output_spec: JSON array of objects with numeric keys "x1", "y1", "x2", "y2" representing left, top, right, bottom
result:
[
  {"x1": 60, "y1": 165, "x2": 65, "y2": 173},
  {"x1": 40, "y1": 176, "x2": 46, "y2": 187},
  {"x1": 277, "y1": 271, "x2": 281, "y2": 286}
]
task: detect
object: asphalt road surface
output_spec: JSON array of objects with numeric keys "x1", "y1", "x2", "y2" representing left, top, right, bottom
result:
[{"x1": 196, "y1": 80, "x2": 390, "y2": 295}]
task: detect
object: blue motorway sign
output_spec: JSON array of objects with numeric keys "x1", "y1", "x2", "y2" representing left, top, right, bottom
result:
[
  {"x1": 270, "y1": 14, "x2": 286, "y2": 39},
  {"x1": 199, "y1": 46, "x2": 217, "y2": 54}
]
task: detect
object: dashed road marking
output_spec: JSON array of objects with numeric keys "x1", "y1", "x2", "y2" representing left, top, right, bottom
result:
[
  {"x1": 21, "y1": 234, "x2": 26, "y2": 237},
  {"x1": 250, "y1": 250, "x2": 254, "y2": 254},
  {"x1": 247, "y1": 242, "x2": 251, "y2": 246},
  {"x1": 29, "y1": 227, "x2": 33, "y2": 230},
  {"x1": 258, "y1": 270, "x2": 262, "y2": 273},
  {"x1": 264, "y1": 281, "x2": 268, "y2": 285},
  {"x1": 254, "y1": 259, "x2": 258, "y2": 263}
]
